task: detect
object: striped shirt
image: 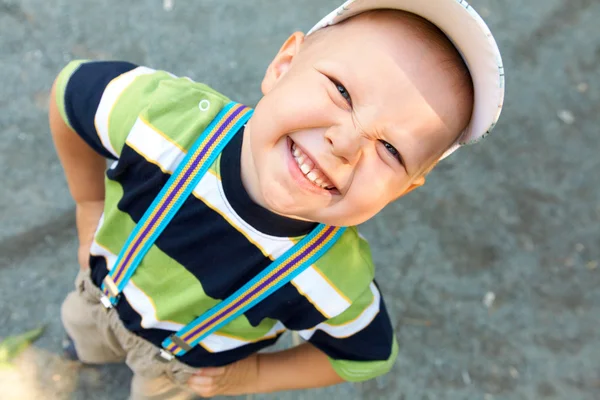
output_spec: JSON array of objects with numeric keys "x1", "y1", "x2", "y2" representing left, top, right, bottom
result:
[{"x1": 55, "y1": 60, "x2": 398, "y2": 382}]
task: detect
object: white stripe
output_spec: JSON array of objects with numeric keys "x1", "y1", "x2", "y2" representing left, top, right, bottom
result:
[
  {"x1": 93, "y1": 213, "x2": 106, "y2": 238},
  {"x1": 124, "y1": 282, "x2": 184, "y2": 331},
  {"x1": 90, "y1": 238, "x2": 115, "y2": 270},
  {"x1": 95, "y1": 66, "x2": 156, "y2": 158},
  {"x1": 126, "y1": 118, "x2": 186, "y2": 173},
  {"x1": 201, "y1": 322, "x2": 286, "y2": 353},
  {"x1": 291, "y1": 266, "x2": 351, "y2": 318},
  {"x1": 298, "y1": 282, "x2": 380, "y2": 340},
  {"x1": 123, "y1": 121, "x2": 352, "y2": 319},
  {"x1": 197, "y1": 172, "x2": 294, "y2": 258}
]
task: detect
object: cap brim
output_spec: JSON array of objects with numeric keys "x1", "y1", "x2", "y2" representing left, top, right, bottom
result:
[{"x1": 308, "y1": 0, "x2": 505, "y2": 159}]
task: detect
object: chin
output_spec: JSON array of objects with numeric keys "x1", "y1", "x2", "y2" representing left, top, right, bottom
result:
[
  {"x1": 317, "y1": 207, "x2": 376, "y2": 227},
  {"x1": 260, "y1": 184, "x2": 300, "y2": 215}
]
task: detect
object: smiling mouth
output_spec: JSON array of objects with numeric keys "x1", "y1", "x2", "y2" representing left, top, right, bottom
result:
[{"x1": 289, "y1": 139, "x2": 337, "y2": 191}]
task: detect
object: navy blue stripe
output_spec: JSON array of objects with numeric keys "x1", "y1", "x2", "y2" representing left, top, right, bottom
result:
[
  {"x1": 113, "y1": 289, "x2": 282, "y2": 367},
  {"x1": 247, "y1": 282, "x2": 327, "y2": 330},
  {"x1": 89, "y1": 255, "x2": 109, "y2": 290},
  {"x1": 307, "y1": 287, "x2": 394, "y2": 362},
  {"x1": 64, "y1": 61, "x2": 138, "y2": 159}
]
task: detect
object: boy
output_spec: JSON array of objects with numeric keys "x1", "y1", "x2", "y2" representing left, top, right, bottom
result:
[{"x1": 50, "y1": 0, "x2": 504, "y2": 398}]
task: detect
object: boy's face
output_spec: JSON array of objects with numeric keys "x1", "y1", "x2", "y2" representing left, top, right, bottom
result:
[{"x1": 241, "y1": 12, "x2": 472, "y2": 227}]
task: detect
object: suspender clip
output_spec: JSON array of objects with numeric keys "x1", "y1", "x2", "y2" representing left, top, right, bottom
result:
[
  {"x1": 155, "y1": 349, "x2": 175, "y2": 363},
  {"x1": 99, "y1": 295, "x2": 114, "y2": 309},
  {"x1": 100, "y1": 276, "x2": 121, "y2": 309}
]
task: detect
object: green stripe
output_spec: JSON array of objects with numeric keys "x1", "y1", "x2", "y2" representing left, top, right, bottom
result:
[
  {"x1": 325, "y1": 283, "x2": 375, "y2": 326},
  {"x1": 311, "y1": 227, "x2": 374, "y2": 305},
  {"x1": 106, "y1": 70, "x2": 173, "y2": 156},
  {"x1": 55, "y1": 60, "x2": 87, "y2": 130},
  {"x1": 329, "y1": 337, "x2": 398, "y2": 382},
  {"x1": 136, "y1": 78, "x2": 230, "y2": 153},
  {"x1": 98, "y1": 174, "x2": 277, "y2": 338}
]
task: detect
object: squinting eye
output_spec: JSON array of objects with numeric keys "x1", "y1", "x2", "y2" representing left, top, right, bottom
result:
[
  {"x1": 380, "y1": 140, "x2": 403, "y2": 164},
  {"x1": 335, "y1": 83, "x2": 352, "y2": 104}
]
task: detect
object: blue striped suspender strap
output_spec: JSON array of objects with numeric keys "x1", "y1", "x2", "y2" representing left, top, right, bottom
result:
[
  {"x1": 159, "y1": 223, "x2": 345, "y2": 361},
  {"x1": 100, "y1": 102, "x2": 254, "y2": 306},
  {"x1": 98, "y1": 101, "x2": 346, "y2": 361}
]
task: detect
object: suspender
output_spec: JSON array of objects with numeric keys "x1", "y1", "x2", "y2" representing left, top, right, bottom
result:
[
  {"x1": 161, "y1": 224, "x2": 344, "y2": 360},
  {"x1": 99, "y1": 102, "x2": 345, "y2": 361}
]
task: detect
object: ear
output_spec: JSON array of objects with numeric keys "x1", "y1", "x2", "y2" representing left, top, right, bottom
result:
[{"x1": 261, "y1": 32, "x2": 305, "y2": 95}]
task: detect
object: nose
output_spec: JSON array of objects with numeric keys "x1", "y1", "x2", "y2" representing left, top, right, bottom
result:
[{"x1": 324, "y1": 126, "x2": 363, "y2": 165}]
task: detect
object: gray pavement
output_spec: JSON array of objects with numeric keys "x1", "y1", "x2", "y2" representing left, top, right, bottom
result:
[{"x1": 1, "y1": 0, "x2": 599, "y2": 399}]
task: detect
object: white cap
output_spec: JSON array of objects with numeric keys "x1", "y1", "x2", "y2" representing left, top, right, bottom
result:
[{"x1": 308, "y1": 0, "x2": 505, "y2": 159}]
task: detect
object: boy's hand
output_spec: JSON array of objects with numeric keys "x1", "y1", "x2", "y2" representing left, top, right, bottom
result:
[
  {"x1": 76, "y1": 200, "x2": 104, "y2": 270},
  {"x1": 188, "y1": 353, "x2": 260, "y2": 397}
]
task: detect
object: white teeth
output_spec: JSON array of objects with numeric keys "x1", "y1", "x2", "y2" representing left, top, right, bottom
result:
[
  {"x1": 300, "y1": 163, "x2": 311, "y2": 174},
  {"x1": 291, "y1": 140, "x2": 335, "y2": 190}
]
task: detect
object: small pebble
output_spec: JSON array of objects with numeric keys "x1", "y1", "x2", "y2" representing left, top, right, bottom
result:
[
  {"x1": 509, "y1": 367, "x2": 519, "y2": 379},
  {"x1": 587, "y1": 261, "x2": 598, "y2": 270},
  {"x1": 522, "y1": 236, "x2": 535, "y2": 251},
  {"x1": 462, "y1": 370, "x2": 472, "y2": 385},
  {"x1": 163, "y1": 0, "x2": 174, "y2": 11},
  {"x1": 575, "y1": 243, "x2": 585, "y2": 252},
  {"x1": 557, "y1": 110, "x2": 575, "y2": 125},
  {"x1": 564, "y1": 257, "x2": 575, "y2": 268},
  {"x1": 577, "y1": 83, "x2": 588, "y2": 93},
  {"x1": 484, "y1": 394, "x2": 494, "y2": 400},
  {"x1": 483, "y1": 292, "x2": 496, "y2": 309},
  {"x1": 52, "y1": 374, "x2": 61, "y2": 382}
]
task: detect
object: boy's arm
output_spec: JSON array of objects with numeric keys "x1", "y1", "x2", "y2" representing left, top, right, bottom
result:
[
  {"x1": 188, "y1": 342, "x2": 343, "y2": 397},
  {"x1": 257, "y1": 341, "x2": 344, "y2": 391},
  {"x1": 49, "y1": 79, "x2": 106, "y2": 205},
  {"x1": 49, "y1": 79, "x2": 107, "y2": 269},
  {"x1": 189, "y1": 282, "x2": 396, "y2": 396}
]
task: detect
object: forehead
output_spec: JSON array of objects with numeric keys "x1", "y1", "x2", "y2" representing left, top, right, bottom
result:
[{"x1": 305, "y1": 16, "x2": 465, "y2": 172}]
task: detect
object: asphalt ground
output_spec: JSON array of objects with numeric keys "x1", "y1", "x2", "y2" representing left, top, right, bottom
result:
[{"x1": 0, "y1": 0, "x2": 599, "y2": 399}]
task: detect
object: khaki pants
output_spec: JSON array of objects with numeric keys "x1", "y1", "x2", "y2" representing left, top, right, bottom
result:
[{"x1": 61, "y1": 269, "x2": 200, "y2": 400}]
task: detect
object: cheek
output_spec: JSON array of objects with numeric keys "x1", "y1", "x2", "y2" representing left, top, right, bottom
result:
[
  {"x1": 259, "y1": 75, "x2": 337, "y2": 135},
  {"x1": 345, "y1": 162, "x2": 397, "y2": 213}
]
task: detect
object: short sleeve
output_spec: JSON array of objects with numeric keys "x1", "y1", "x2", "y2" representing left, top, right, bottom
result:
[
  {"x1": 54, "y1": 60, "x2": 186, "y2": 159},
  {"x1": 298, "y1": 281, "x2": 398, "y2": 382}
]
